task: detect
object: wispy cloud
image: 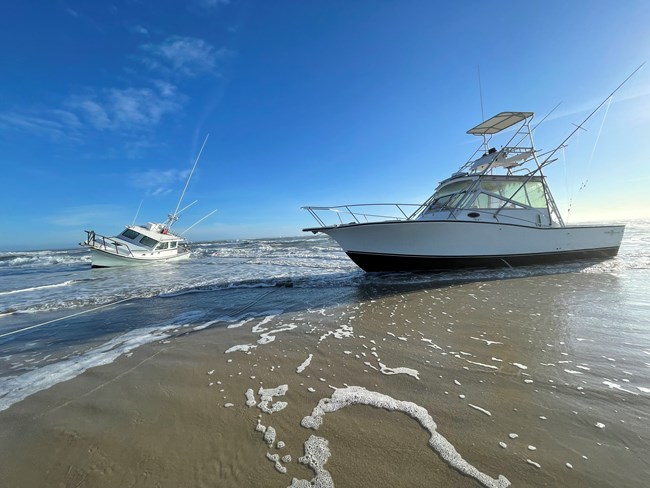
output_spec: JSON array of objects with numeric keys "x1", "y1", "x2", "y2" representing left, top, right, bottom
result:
[
  {"x1": 65, "y1": 83, "x2": 185, "y2": 132},
  {"x1": 129, "y1": 24, "x2": 149, "y2": 36},
  {"x1": 49, "y1": 204, "x2": 124, "y2": 227},
  {"x1": 128, "y1": 168, "x2": 191, "y2": 197},
  {"x1": 542, "y1": 76, "x2": 650, "y2": 127},
  {"x1": 141, "y1": 36, "x2": 231, "y2": 77},
  {"x1": 0, "y1": 109, "x2": 82, "y2": 140},
  {"x1": 0, "y1": 35, "x2": 228, "y2": 142},
  {"x1": 195, "y1": 0, "x2": 231, "y2": 8},
  {"x1": 0, "y1": 80, "x2": 185, "y2": 139}
]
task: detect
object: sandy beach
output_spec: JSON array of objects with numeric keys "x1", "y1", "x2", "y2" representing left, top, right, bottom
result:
[{"x1": 2, "y1": 273, "x2": 648, "y2": 487}]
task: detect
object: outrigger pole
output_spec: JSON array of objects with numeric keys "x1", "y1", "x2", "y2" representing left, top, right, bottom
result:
[
  {"x1": 167, "y1": 134, "x2": 210, "y2": 230},
  {"x1": 181, "y1": 209, "x2": 219, "y2": 236},
  {"x1": 539, "y1": 63, "x2": 644, "y2": 169},
  {"x1": 491, "y1": 64, "x2": 645, "y2": 224}
]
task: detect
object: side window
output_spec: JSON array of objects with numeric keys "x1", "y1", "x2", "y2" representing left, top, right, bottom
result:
[
  {"x1": 139, "y1": 236, "x2": 159, "y2": 248},
  {"x1": 170, "y1": 241, "x2": 178, "y2": 248},
  {"x1": 156, "y1": 242, "x2": 169, "y2": 250},
  {"x1": 121, "y1": 229, "x2": 140, "y2": 240},
  {"x1": 524, "y1": 182, "x2": 547, "y2": 208}
]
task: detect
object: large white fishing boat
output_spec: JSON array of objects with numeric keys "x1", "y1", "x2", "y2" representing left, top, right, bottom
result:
[
  {"x1": 81, "y1": 136, "x2": 216, "y2": 268},
  {"x1": 303, "y1": 105, "x2": 626, "y2": 272}
]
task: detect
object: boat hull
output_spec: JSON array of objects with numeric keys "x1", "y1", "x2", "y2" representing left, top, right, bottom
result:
[
  {"x1": 307, "y1": 220, "x2": 625, "y2": 272},
  {"x1": 89, "y1": 247, "x2": 191, "y2": 268}
]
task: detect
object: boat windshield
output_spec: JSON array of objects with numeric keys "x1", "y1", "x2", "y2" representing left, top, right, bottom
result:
[
  {"x1": 139, "y1": 235, "x2": 159, "y2": 248},
  {"x1": 121, "y1": 228, "x2": 140, "y2": 240},
  {"x1": 470, "y1": 180, "x2": 547, "y2": 209},
  {"x1": 426, "y1": 180, "x2": 473, "y2": 211}
]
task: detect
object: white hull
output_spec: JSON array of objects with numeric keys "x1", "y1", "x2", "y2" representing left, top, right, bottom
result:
[
  {"x1": 89, "y1": 247, "x2": 191, "y2": 268},
  {"x1": 304, "y1": 107, "x2": 631, "y2": 273},
  {"x1": 312, "y1": 220, "x2": 624, "y2": 272}
]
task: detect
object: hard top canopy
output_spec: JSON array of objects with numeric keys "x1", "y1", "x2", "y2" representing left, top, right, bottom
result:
[{"x1": 467, "y1": 112, "x2": 533, "y2": 135}]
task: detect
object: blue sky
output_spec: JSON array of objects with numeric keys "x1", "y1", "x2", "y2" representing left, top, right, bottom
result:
[{"x1": 2, "y1": 1, "x2": 650, "y2": 250}]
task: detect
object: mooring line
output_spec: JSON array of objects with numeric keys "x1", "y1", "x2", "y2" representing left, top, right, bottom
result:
[
  {"x1": 230, "y1": 288, "x2": 280, "y2": 317},
  {"x1": 0, "y1": 257, "x2": 284, "y2": 340},
  {"x1": 0, "y1": 297, "x2": 134, "y2": 340}
]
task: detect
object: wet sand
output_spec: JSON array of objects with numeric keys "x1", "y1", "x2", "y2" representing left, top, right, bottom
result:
[{"x1": 1, "y1": 274, "x2": 649, "y2": 487}]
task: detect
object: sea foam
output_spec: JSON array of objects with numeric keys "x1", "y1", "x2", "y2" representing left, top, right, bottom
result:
[{"x1": 300, "y1": 386, "x2": 510, "y2": 488}]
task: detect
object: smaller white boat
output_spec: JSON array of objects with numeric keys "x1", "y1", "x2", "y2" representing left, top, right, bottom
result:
[
  {"x1": 81, "y1": 222, "x2": 191, "y2": 268},
  {"x1": 81, "y1": 136, "x2": 216, "y2": 268}
]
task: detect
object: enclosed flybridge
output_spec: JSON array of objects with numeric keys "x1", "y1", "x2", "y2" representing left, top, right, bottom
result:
[{"x1": 303, "y1": 110, "x2": 625, "y2": 272}]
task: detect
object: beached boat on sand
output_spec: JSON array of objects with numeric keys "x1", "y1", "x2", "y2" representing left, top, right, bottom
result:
[{"x1": 303, "y1": 109, "x2": 625, "y2": 272}]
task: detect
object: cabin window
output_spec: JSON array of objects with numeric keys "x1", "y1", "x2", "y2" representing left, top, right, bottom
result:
[
  {"x1": 156, "y1": 242, "x2": 169, "y2": 250},
  {"x1": 477, "y1": 181, "x2": 547, "y2": 208},
  {"x1": 139, "y1": 235, "x2": 159, "y2": 248},
  {"x1": 522, "y1": 182, "x2": 547, "y2": 207},
  {"x1": 471, "y1": 193, "x2": 519, "y2": 209},
  {"x1": 121, "y1": 229, "x2": 140, "y2": 240},
  {"x1": 432, "y1": 180, "x2": 472, "y2": 200},
  {"x1": 170, "y1": 242, "x2": 178, "y2": 248},
  {"x1": 426, "y1": 180, "x2": 473, "y2": 212}
]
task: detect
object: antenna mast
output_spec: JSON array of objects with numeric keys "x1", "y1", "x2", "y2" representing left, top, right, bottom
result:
[{"x1": 478, "y1": 66, "x2": 487, "y2": 150}]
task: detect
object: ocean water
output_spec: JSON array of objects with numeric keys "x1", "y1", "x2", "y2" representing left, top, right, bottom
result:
[{"x1": 1, "y1": 222, "x2": 649, "y2": 486}]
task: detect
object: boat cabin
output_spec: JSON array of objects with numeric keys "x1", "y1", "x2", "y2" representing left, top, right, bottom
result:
[
  {"x1": 418, "y1": 175, "x2": 554, "y2": 227},
  {"x1": 413, "y1": 111, "x2": 565, "y2": 228},
  {"x1": 118, "y1": 224, "x2": 183, "y2": 251}
]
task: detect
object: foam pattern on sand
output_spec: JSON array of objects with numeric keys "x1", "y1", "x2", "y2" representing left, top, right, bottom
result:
[
  {"x1": 300, "y1": 386, "x2": 510, "y2": 488},
  {"x1": 296, "y1": 354, "x2": 313, "y2": 374},
  {"x1": 258, "y1": 384, "x2": 289, "y2": 414},
  {"x1": 377, "y1": 362, "x2": 420, "y2": 380},
  {"x1": 288, "y1": 435, "x2": 334, "y2": 488}
]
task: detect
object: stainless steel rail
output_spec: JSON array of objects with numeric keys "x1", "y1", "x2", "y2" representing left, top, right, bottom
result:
[
  {"x1": 82, "y1": 230, "x2": 135, "y2": 257},
  {"x1": 303, "y1": 204, "x2": 421, "y2": 227}
]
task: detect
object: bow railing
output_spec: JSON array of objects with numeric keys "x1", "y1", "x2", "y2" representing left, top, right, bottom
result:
[
  {"x1": 303, "y1": 203, "x2": 421, "y2": 228},
  {"x1": 81, "y1": 230, "x2": 135, "y2": 257}
]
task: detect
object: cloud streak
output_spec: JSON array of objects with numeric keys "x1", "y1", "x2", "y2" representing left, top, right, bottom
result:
[
  {"x1": 128, "y1": 168, "x2": 191, "y2": 197},
  {"x1": 194, "y1": 0, "x2": 231, "y2": 9},
  {"x1": 49, "y1": 204, "x2": 125, "y2": 227},
  {"x1": 0, "y1": 109, "x2": 82, "y2": 141},
  {"x1": 67, "y1": 85, "x2": 185, "y2": 132},
  {"x1": 141, "y1": 36, "x2": 231, "y2": 78},
  {"x1": 0, "y1": 36, "x2": 228, "y2": 140}
]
